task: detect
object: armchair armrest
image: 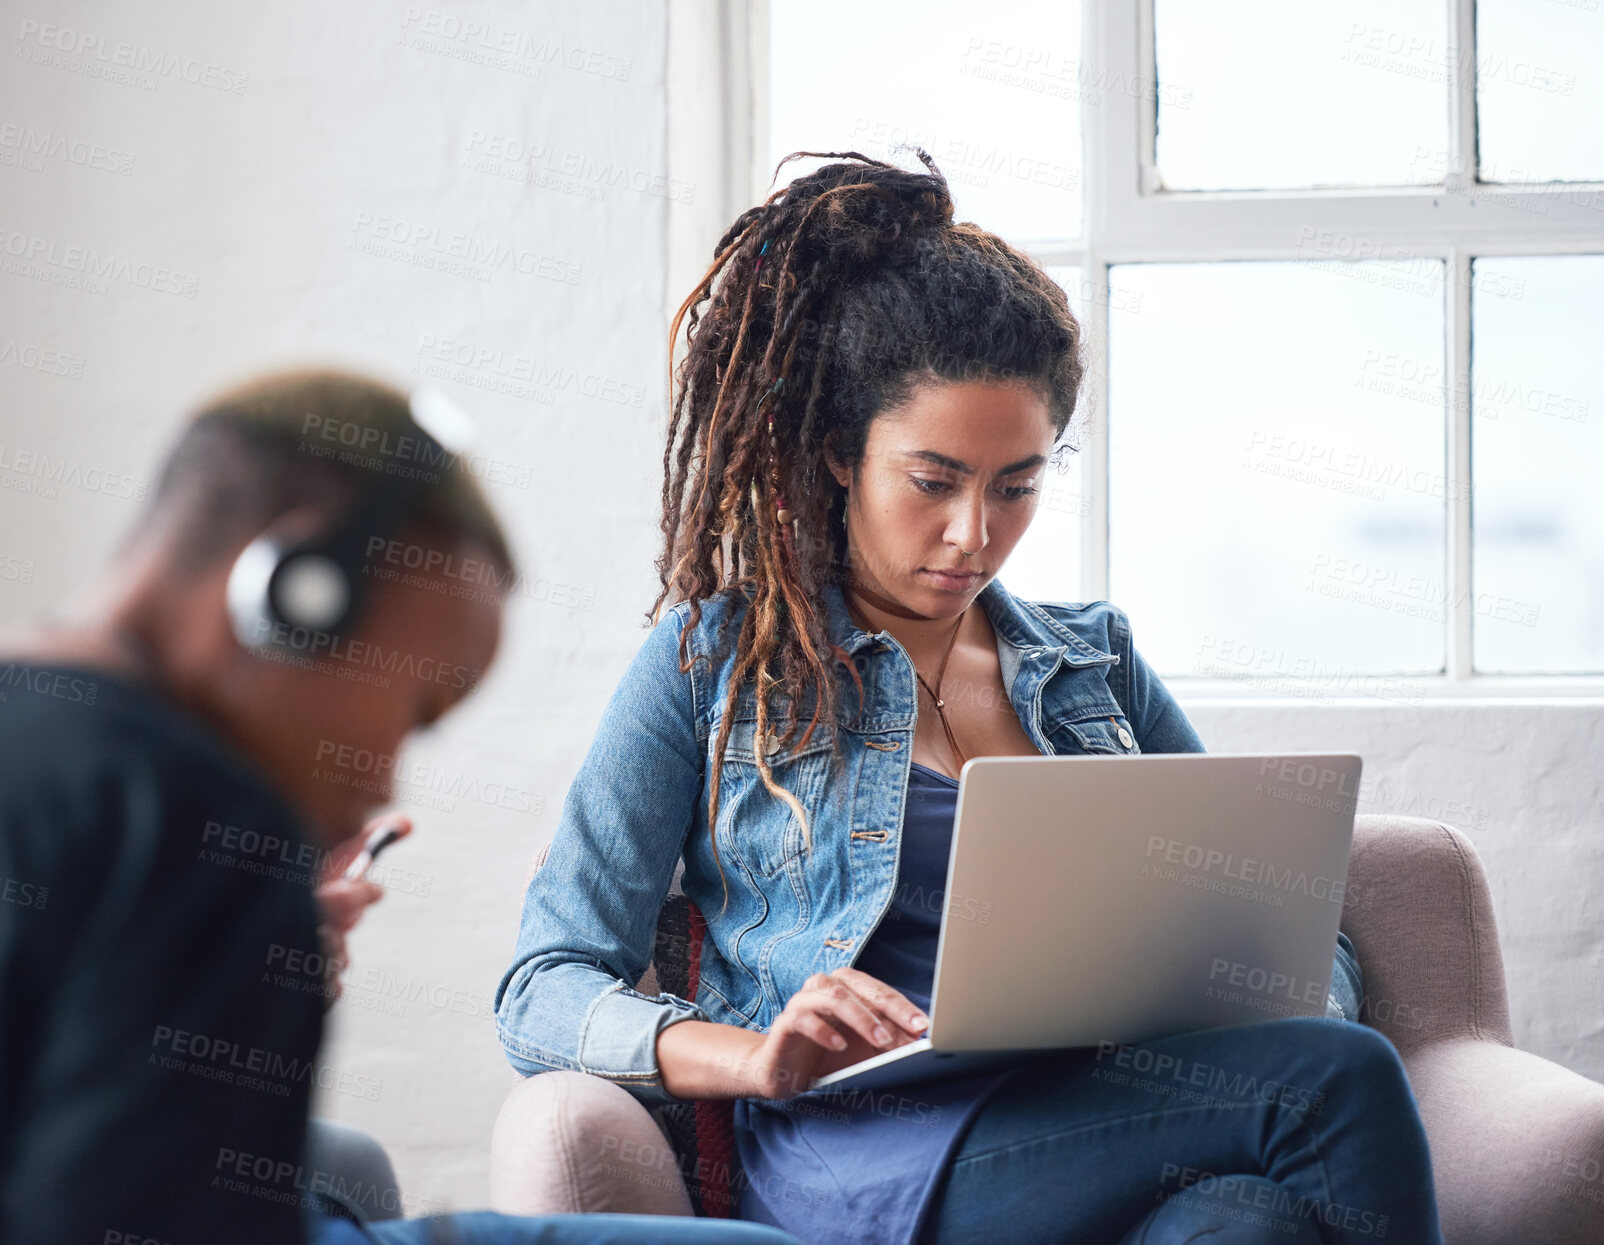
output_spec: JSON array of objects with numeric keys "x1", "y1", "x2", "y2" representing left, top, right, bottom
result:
[
  {"x1": 1404, "y1": 1038, "x2": 1604, "y2": 1244},
  {"x1": 1342, "y1": 815, "x2": 1604, "y2": 1244},
  {"x1": 1340, "y1": 814, "x2": 1512, "y2": 1054},
  {"x1": 489, "y1": 1069, "x2": 694, "y2": 1217},
  {"x1": 493, "y1": 840, "x2": 705, "y2": 1216}
]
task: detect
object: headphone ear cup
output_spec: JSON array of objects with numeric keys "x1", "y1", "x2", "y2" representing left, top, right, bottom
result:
[
  {"x1": 226, "y1": 535, "x2": 356, "y2": 651},
  {"x1": 226, "y1": 533, "x2": 287, "y2": 650},
  {"x1": 272, "y1": 552, "x2": 353, "y2": 633}
]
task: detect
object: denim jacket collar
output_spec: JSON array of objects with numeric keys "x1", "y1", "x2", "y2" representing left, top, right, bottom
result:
[{"x1": 820, "y1": 573, "x2": 1118, "y2": 699}]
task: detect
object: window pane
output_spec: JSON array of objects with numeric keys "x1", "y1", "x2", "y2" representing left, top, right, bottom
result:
[
  {"x1": 1154, "y1": 0, "x2": 1448, "y2": 191},
  {"x1": 1476, "y1": 0, "x2": 1604, "y2": 184},
  {"x1": 1472, "y1": 256, "x2": 1604, "y2": 674},
  {"x1": 1107, "y1": 262, "x2": 1447, "y2": 686},
  {"x1": 768, "y1": 0, "x2": 1081, "y2": 241},
  {"x1": 1001, "y1": 268, "x2": 1087, "y2": 603}
]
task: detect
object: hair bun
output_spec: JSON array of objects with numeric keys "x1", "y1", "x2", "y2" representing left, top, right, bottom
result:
[{"x1": 770, "y1": 148, "x2": 953, "y2": 252}]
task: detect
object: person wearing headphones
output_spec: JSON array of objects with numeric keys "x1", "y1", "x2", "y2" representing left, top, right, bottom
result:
[{"x1": 0, "y1": 368, "x2": 800, "y2": 1245}]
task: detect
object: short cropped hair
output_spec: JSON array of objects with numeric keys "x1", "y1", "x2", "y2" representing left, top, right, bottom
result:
[{"x1": 134, "y1": 367, "x2": 516, "y2": 578}]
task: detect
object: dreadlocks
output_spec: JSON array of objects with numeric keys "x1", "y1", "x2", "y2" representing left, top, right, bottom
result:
[{"x1": 652, "y1": 148, "x2": 1085, "y2": 904}]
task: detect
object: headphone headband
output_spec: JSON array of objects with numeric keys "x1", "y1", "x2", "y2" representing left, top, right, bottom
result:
[{"x1": 226, "y1": 390, "x2": 462, "y2": 653}]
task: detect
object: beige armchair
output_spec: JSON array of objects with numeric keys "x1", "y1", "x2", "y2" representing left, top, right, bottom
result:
[{"x1": 488, "y1": 815, "x2": 1604, "y2": 1243}]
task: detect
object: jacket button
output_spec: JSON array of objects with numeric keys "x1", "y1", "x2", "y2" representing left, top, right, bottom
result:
[
  {"x1": 1117, "y1": 726, "x2": 1134, "y2": 749},
  {"x1": 766, "y1": 735, "x2": 782, "y2": 757}
]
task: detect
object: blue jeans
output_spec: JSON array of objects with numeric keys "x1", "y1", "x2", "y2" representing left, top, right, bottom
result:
[
  {"x1": 918, "y1": 1017, "x2": 1442, "y2": 1245},
  {"x1": 313, "y1": 1211, "x2": 801, "y2": 1244}
]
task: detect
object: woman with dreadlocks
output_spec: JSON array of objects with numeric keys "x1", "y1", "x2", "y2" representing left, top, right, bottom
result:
[{"x1": 497, "y1": 151, "x2": 1442, "y2": 1245}]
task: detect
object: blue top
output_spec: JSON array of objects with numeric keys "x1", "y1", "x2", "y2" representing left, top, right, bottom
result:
[{"x1": 732, "y1": 761, "x2": 1020, "y2": 1245}]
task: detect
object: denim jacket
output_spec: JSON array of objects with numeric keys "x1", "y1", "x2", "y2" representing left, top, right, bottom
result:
[{"x1": 495, "y1": 575, "x2": 1362, "y2": 1105}]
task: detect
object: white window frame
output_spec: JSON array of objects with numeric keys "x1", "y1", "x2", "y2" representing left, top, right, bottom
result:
[{"x1": 669, "y1": 0, "x2": 1604, "y2": 700}]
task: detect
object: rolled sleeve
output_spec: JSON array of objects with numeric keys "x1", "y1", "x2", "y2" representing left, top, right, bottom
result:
[{"x1": 578, "y1": 983, "x2": 706, "y2": 1081}]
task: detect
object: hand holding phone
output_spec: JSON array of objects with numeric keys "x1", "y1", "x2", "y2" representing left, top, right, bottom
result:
[
  {"x1": 314, "y1": 817, "x2": 410, "y2": 1010},
  {"x1": 342, "y1": 817, "x2": 410, "y2": 881}
]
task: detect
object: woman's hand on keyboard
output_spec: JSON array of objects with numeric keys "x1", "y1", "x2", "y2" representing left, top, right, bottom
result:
[{"x1": 751, "y1": 967, "x2": 931, "y2": 1098}]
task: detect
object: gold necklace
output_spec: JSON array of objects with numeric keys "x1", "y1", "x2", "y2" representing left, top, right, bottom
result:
[{"x1": 845, "y1": 575, "x2": 969, "y2": 769}]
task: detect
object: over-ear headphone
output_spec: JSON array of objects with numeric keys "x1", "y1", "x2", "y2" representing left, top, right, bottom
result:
[{"x1": 225, "y1": 387, "x2": 468, "y2": 653}]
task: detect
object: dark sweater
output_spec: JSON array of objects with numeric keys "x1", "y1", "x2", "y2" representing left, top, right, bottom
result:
[{"x1": 0, "y1": 662, "x2": 326, "y2": 1244}]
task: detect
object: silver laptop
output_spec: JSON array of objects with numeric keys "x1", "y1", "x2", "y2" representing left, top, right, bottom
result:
[{"x1": 811, "y1": 752, "x2": 1362, "y2": 1091}]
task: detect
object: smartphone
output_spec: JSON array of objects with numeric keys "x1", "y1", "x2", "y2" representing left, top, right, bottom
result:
[{"x1": 342, "y1": 820, "x2": 406, "y2": 881}]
